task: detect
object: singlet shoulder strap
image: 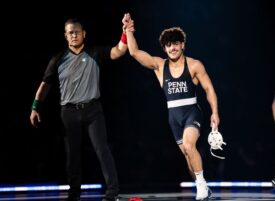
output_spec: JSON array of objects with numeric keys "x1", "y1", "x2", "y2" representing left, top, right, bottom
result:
[
  {"x1": 182, "y1": 56, "x2": 191, "y2": 78},
  {"x1": 163, "y1": 59, "x2": 170, "y2": 74}
]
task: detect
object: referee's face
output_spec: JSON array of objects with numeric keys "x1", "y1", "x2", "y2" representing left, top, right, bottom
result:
[{"x1": 65, "y1": 23, "x2": 86, "y2": 48}]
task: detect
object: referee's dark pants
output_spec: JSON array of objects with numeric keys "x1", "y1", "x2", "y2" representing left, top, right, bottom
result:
[{"x1": 61, "y1": 100, "x2": 119, "y2": 197}]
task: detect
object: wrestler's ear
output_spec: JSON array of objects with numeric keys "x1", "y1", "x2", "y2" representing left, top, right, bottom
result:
[{"x1": 181, "y1": 42, "x2": 185, "y2": 50}]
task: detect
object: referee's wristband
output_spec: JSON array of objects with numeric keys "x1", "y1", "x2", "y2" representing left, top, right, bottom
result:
[
  {"x1": 120, "y1": 32, "x2": 127, "y2": 44},
  {"x1": 31, "y1": 99, "x2": 41, "y2": 111}
]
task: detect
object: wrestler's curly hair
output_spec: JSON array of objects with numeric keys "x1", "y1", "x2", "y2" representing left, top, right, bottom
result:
[{"x1": 159, "y1": 27, "x2": 186, "y2": 49}]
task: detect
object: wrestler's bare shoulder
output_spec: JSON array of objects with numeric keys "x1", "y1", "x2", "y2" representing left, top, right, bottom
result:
[
  {"x1": 186, "y1": 56, "x2": 203, "y2": 65},
  {"x1": 186, "y1": 56, "x2": 204, "y2": 70}
]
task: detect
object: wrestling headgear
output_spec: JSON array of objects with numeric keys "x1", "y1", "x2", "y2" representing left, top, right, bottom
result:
[{"x1": 208, "y1": 124, "x2": 226, "y2": 159}]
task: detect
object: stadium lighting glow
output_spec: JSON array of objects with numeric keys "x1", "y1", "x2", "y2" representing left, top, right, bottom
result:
[
  {"x1": 180, "y1": 181, "x2": 273, "y2": 188},
  {"x1": 0, "y1": 184, "x2": 102, "y2": 192},
  {"x1": 0, "y1": 182, "x2": 272, "y2": 193}
]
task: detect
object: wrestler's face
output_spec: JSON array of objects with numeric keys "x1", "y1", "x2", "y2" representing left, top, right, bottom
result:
[
  {"x1": 65, "y1": 23, "x2": 86, "y2": 48},
  {"x1": 164, "y1": 41, "x2": 184, "y2": 60}
]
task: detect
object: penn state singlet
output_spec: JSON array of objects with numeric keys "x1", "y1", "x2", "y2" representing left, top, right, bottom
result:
[{"x1": 162, "y1": 57, "x2": 203, "y2": 144}]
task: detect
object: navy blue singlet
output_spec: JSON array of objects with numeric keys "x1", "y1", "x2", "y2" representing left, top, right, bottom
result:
[{"x1": 162, "y1": 57, "x2": 203, "y2": 144}]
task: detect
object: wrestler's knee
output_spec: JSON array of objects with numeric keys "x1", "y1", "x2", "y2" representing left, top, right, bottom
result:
[{"x1": 182, "y1": 142, "x2": 196, "y2": 155}]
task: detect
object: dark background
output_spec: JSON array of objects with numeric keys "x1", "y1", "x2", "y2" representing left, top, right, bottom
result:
[{"x1": 1, "y1": 0, "x2": 274, "y2": 192}]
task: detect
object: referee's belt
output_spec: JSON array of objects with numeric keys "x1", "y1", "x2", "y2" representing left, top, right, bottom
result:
[
  {"x1": 63, "y1": 99, "x2": 99, "y2": 110},
  {"x1": 167, "y1": 97, "x2": 197, "y2": 108}
]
